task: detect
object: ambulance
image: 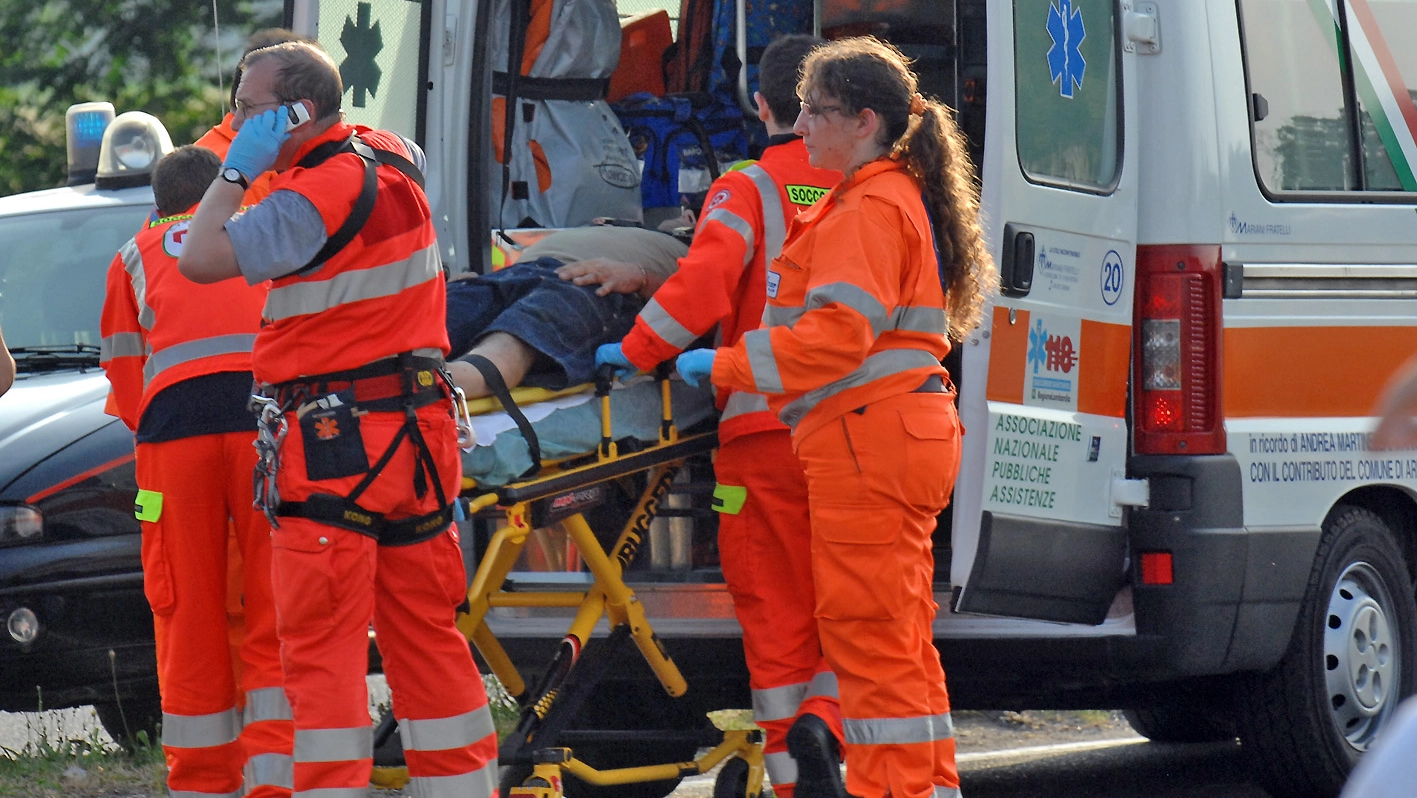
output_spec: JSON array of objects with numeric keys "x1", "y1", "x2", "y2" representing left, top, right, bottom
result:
[{"x1": 290, "y1": 1, "x2": 1417, "y2": 795}]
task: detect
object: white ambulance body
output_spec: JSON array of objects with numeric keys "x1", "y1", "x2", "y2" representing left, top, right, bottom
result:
[{"x1": 292, "y1": 1, "x2": 1417, "y2": 794}]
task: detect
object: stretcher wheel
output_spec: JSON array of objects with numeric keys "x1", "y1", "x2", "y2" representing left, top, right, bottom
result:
[{"x1": 712, "y1": 756, "x2": 753, "y2": 798}]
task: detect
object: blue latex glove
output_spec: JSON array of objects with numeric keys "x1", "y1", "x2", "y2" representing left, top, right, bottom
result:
[
  {"x1": 595, "y1": 343, "x2": 636, "y2": 374},
  {"x1": 223, "y1": 106, "x2": 291, "y2": 181},
  {"x1": 675, "y1": 349, "x2": 716, "y2": 388}
]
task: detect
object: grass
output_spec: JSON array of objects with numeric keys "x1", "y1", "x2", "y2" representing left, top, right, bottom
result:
[{"x1": 0, "y1": 706, "x2": 164, "y2": 798}]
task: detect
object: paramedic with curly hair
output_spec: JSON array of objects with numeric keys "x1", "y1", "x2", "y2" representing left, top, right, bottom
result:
[
  {"x1": 178, "y1": 41, "x2": 498, "y2": 798},
  {"x1": 675, "y1": 36, "x2": 997, "y2": 798}
]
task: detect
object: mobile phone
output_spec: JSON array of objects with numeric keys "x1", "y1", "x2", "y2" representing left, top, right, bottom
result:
[{"x1": 285, "y1": 102, "x2": 312, "y2": 132}]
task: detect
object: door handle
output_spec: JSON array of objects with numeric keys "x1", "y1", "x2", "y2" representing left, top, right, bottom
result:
[{"x1": 1001, "y1": 223, "x2": 1034, "y2": 297}]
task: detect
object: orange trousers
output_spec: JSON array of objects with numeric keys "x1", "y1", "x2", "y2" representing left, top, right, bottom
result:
[
  {"x1": 136, "y1": 432, "x2": 292, "y2": 798},
  {"x1": 793, "y1": 391, "x2": 963, "y2": 798},
  {"x1": 715, "y1": 430, "x2": 843, "y2": 798},
  {"x1": 271, "y1": 402, "x2": 497, "y2": 797}
]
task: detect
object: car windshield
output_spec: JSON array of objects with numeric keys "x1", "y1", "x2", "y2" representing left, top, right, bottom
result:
[{"x1": 0, "y1": 203, "x2": 151, "y2": 369}]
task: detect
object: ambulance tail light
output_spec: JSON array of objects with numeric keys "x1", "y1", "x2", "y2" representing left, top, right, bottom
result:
[{"x1": 1133, "y1": 245, "x2": 1225, "y2": 455}]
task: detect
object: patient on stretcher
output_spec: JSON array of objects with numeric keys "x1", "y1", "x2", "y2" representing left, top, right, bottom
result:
[{"x1": 444, "y1": 226, "x2": 689, "y2": 397}]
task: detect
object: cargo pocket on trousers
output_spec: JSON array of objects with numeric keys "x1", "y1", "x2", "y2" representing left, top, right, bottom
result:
[
  {"x1": 900, "y1": 407, "x2": 960, "y2": 509},
  {"x1": 430, "y1": 530, "x2": 471, "y2": 609},
  {"x1": 813, "y1": 507, "x2": 905, "y2": 621},
  {"x1": 270, "y1": 526, "x2": 340, "y2": 633},
  {"x1": 138, "y1": 522, "x2": 177, "y2": 617}
]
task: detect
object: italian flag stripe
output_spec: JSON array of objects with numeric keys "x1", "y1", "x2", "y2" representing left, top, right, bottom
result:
[{"x1": 1344, "y1": 0, "x2": 1417, "y2": 189}]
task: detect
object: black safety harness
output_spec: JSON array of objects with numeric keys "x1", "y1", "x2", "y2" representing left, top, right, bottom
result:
[{"x1": 251, "y1": 136, "x2": 464, "y2": 547}]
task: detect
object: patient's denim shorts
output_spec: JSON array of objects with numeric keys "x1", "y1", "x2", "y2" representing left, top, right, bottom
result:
[{"x1": 445, "y1": 257, "x2": 645, "y2": 389}]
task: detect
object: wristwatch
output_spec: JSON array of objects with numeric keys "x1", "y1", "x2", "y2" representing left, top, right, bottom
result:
[{"x1": 220, "y1": 167, "x2": 249, "y2": 189}]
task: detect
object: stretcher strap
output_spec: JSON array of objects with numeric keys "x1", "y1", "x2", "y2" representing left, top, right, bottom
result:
[
  {"x1": 459, "y1": 353, "x2": 542, "y2": 479},
  {"x1": 277, "y1": 493, "x2": 454, "y2": 546}
]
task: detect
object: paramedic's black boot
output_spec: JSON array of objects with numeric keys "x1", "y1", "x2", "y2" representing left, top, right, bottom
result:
[{"x1": 786, "y1": 713, "x2": 850, "y2": 798}]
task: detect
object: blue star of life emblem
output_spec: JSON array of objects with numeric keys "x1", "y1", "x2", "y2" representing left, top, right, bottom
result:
[
  {"x1": 1047, "y1": 0, "x2": 1087, "y2": 99},
  {"x1": 1027, "y1": 319, "x2": 1048, "y2": 374}
]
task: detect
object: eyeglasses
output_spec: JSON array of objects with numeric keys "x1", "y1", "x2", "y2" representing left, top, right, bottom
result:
[
  {"x1": 234, "y1": 98, "x2": 286, "y2": 117},
  {"x1": 799, "y1": 100, "x2": 846, "y2": 120}
]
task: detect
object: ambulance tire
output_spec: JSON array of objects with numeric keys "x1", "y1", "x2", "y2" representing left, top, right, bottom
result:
[
  {"x1": 1122, "y1": 703, "x2": 1235, "y2": 744},
  {"x1": 93, "y1": 693, "x2": 162, "y2": 751},
  {"x1": 1235, "y1": 504, "x2": 1417, "y2": 798}
]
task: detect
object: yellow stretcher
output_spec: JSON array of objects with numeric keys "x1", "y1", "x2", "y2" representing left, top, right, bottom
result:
[{"x1": 373, "y1": 368, "x2": 765, "y2": 798}]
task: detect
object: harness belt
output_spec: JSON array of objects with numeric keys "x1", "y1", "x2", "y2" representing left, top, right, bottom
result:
[
  {"x1": 277, "y1": 493, "x2": 455, "y2": 546},
  {"x1": 257, "y1": 352, "x2": 457, "y2": 545}
]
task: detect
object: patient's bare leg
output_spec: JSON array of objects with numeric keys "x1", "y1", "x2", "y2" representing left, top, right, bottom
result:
[{"x1": 446, "y1": 332, "x2": 537, "y2": 398}]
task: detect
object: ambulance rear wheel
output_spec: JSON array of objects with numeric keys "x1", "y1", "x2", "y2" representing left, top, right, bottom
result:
[
  {"x1": 1236, "y1": 505, "x2": 1417, "y2": 798},
  {"x1": 94, "y1": 692, "x2": 162, "y2": 751}
]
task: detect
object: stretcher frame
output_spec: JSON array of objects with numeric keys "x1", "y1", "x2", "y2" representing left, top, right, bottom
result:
[{"x1": 372, "y1": 370, "x2": 765, "y2": 798}]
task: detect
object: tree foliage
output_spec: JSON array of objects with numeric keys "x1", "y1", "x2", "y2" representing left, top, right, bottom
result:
[{"x1": 0, "y1": 0, "x2": 283, "y2": 196}]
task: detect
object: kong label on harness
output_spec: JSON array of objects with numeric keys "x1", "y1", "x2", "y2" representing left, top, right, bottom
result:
[{"x1": 298, "y1": 390, "x2": 370, "y2": 481}]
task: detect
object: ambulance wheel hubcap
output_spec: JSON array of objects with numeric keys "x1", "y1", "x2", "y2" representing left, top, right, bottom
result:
[{"x1": 1322, "y1": 562, "x2": 1396, "y2": 749}]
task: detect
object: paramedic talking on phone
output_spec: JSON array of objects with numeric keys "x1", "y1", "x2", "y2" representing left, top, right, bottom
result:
[
  {"x1": 675, "y1": 36, "x2": 997, "y2": 798},
  {"x1": 178, "y1": 41, "x2": 499, "y2": 798}
]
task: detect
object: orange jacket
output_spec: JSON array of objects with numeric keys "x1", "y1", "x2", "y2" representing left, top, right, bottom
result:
[
  {"x1": 100, "y1": 206, "x2": 268, "y2": 429},
  {"x1": 620, "y1": 138, "x2": 839, "y2": 443},
  {"x1": 253, "y1": 123, "x2": 447, "y2": 385},
  {"x1": 712, "y1": 157, "x2": 950, "y2": 440},
  {"x1": 194, "y1": 113, "x2": 277, "y2": 203}
]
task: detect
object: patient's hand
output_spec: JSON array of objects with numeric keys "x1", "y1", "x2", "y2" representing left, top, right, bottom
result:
[{"x1": 555, "y1": 258, "x2": 650, "y2": 298}]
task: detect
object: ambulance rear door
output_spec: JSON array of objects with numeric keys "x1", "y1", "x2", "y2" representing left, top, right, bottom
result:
[{"x1": 950, "y1": 0, "x2": 1147, "y2": 625}]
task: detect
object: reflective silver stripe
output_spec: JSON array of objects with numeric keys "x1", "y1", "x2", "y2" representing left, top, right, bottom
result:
[
  {"x1": 168, "y1": 789, "x2": 242, "y2": 798},
  {"x1": 243, "y1": 686, "x2": 293, "y2": 725},
  {"x1": 263, "y1": 244, "x2": 441, "y2": 322},
  {"x1": 101, "y1": 332, "x2": 145, "y2": 361},
  {"x1": 720, "y1": 391, "x2": 770, "y2": 422},
  {"x1": 891, "y1": 305, "x2": 948, "y2": 334},
  {"x1": 638, "y1": 298, "x2": 699, "y2": 349},
  {"x1": 805, "y1": 282, "x2": 889, "y2": 331},
  {"x1": 701, "y1": 208, "x2": 755, "y2": 261},
  {"x1": 742, "y1": 328, "x2": 783, "y2": 395},
  {"x1": 753, "y1": 682, "x2": 809, "y2": 723},
  {"x1": 120, "y1": 236, "x2": 156, "y2": 331},
  {"x1": 294, "y1": 725, "x2": 372, "y2": 763},
  {"x1": 405, "y1": 759, "x2": 497, "y2": 798},
  {"x1": 779, "y1": 349, "x2": 943, "y2": 430},
  {"x1": 843, "y1": 712, "x2": 954, "y2": 746},
  {"x1": 144, "y1": 333, "x2": 256, "y2": 384},
  {"x1": 805, "y1": 670, "x2": 839, "y2": 701},
  {"x1": 741, "y1": 164, "x2": 785, "y2": 262},
  {"x1": 162, "y1": 707, "x2": 240, "y2": 749},
  {"x1": 243, "y1": 752, "x2": 294, "y2": 790},
  {"x1": 933, "y1": 786, "x2": 962, "y2": 798},
  {"x1": 763, "y1": 750, "x2": 798, "y2": 787},
  {"x1": 296, "y1": 788, "x2": 368, "y2": 798},
  {"x1": 765, "y1": 296, "x2": 944, "y2": 337},
  {"x1": 397, "y1": 707, "x2": 497, "y2": 752}
]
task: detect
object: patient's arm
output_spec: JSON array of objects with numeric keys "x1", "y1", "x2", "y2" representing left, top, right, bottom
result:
[
  {"x1": 554, "y1": 258, "x2": 664, "y2": 300},
  {"x1": 446, "y1": 332, "x2": 537, "y2": 398}
]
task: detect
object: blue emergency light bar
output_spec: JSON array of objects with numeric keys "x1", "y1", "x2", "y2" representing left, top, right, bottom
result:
[{"x1": 66, "y1": 101, "x2": 115, "y2": 186}]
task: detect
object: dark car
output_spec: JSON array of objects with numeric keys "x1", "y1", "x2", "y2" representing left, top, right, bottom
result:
[{"x1": 0, "y1": 165, "x2": 163, "y2": 742}]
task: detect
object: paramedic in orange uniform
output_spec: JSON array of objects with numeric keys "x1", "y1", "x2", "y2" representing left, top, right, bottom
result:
[
  {"x1": 178, "y1": 42, "x2": 498, "y2": 798},
  {"x1": 676, "y1": 37, "x2": 996, "y2": 798},
  {"x1": 100, "y1": 145, "x2": 293, "y2": 798},
  {"x1": 195, "y1": 28, "x2": 313, "y2": 204},
  {"x1": 588, "y1": 34, "x2": 848, "y2": 798}
]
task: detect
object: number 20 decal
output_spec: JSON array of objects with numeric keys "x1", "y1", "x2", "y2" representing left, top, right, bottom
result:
[{"x1": 1100, "y1": 250, "x2": 1124, "y2": 306}]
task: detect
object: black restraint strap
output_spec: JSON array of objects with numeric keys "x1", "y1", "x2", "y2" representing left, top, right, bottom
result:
[
  {"x1": 491, "y1": 71, "x2": 610, "y2": 102},
  {"x1": 294, "y1": 135, "x2": 426, "y2": 276},
  {"x1": 459, "y1": 353, "x2": 542, "y2": 479}
]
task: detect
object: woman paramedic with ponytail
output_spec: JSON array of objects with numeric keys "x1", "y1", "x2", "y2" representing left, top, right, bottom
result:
[{"x1": 674, "y1": 36, "x2": 996, "y2": 798}]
